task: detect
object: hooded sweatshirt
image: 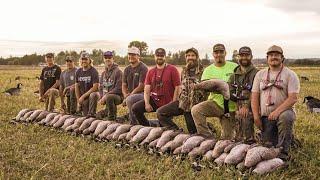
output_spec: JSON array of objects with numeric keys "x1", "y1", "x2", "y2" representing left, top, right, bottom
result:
[{"x1": 99, "y1": 63, "x2": 123, "y2": 97}]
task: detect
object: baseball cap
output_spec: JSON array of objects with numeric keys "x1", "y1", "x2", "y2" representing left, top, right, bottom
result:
[
  {"x1": 128, "y1": 47, "x2": 140, "y2": 55},
  {"x1": 65, "y1": 56, "x2": 75, "y2": 61},
  {"x1": 155, "y1": 48, "x2": 166, "y2": 56},
  {"x1": 103, "y1": 51, "x2": 113, "y2": 57},
  {"x1": 185, "y1": 47, "x2": 199, "y2": 58},
  {"x1": 80, "y1": 52, "x2": 90, "y2": 59},
  {"x1": 213, "y1": 43, "x2": 226, "y2": 52},
  {"x1": 45, "y1": 53, "x2": 54, "y2": 58},
  {"x1": 239, "y1": 46, "x2": 252, "y2": 55},
  {"x1": 267, "y1": 45, "x2": 283, "y2": 54}
]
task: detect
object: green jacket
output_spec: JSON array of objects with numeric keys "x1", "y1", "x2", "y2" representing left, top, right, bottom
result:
[{"x1": 229, "y1": 64, "x2": 259, "y2": 109}]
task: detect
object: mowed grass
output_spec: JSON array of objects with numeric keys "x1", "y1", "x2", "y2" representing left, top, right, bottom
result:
[{"x1": 0, "y1": 65, "x2": 319, "y2": 179}]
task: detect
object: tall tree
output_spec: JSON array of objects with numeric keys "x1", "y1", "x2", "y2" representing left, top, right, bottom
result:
[{"x1": 128, "y1": 41, "x2": 148, "y2": 56}]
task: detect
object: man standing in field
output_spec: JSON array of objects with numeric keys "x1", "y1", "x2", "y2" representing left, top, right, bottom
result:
[
  {"x1": 157, "y1": 48, "x2": 206, "y2": 134},
  {"x1": 39, "y1": 53, "x2": 62, "y2": 112},
  {"x1": 59, "y1": 56, "x2": 77, "y2": 114},
  {"x1": 132, "y1": 48, "x2": 181, "y2": 126},
  {"x1": 121, "y1": 47, "x2": 148, "y2": 125},
  {"x1": 75, "y1": 52, "x2": 100, "y2": 117},
  {"x1": 98, "y1": 51, "x2": 123, "y2": 121},
  {"x1": 191, "y1": 44, "x2": 238, "y2": 138},
  {"x1": 229, "y1": 46, "x2": 259, "y2": 143},
  {"x1": 251, "y1": 45, "x2": 300, "y2": 160}
]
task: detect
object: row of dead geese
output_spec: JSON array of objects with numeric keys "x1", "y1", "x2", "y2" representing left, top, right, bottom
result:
[{"x1": 12, "y1": 108, "x2": 288, "y2": 175}]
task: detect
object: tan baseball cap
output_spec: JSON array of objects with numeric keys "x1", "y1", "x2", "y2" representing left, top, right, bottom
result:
[
  {"x1": 213, "y1": 43, "x2": 226, "y2": 52},
  {"x1": 267, "y1": 45, "x2": 283, "y2": 54}
]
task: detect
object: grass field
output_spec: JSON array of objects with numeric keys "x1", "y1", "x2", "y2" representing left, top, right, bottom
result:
[{"x1": 0, "y1": 65, "x2": 319, "y2": 179}]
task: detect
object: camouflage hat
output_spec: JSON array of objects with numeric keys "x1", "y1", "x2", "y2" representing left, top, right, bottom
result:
[
  {"x1": 213, "y1": 43, "x2": 226, "y2": 52},
  {"x1": 267, "y1": 45, "x2": 283, "y2": 55},
  {"x1": 155, "y1": 48, "x2": 166, "y2": 56},
  {"x1": 185, "y1": 47, "x2": 199, "y2": 58},
  {"x1": 65, "y1": 56, "x2": 75, "y2": 61},
  {"x1": 239, "y1": 46, "x2": 252, "y2": 55},
  {"x1": 45, "y1": 53, "x2": 54, "y2": 58},
  {"x1": 80, "y1": 52, "x2": 90, "y2": 59}
]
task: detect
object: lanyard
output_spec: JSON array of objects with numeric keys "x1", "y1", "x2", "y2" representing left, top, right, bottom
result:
[
  {"x1": 153, "y1": 64, "x2": 167, "y2": 89},
  {"x1": 263, "y1": 65, "x2": 284, "y2": 106}
]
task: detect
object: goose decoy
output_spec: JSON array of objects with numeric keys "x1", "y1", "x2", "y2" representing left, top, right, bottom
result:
[
  {"x1": 3, "y1": 83, "x2": 22, "y2": 96},
  {"x1": 303, "y1": 96, "x2": 320, "y2": 112}
]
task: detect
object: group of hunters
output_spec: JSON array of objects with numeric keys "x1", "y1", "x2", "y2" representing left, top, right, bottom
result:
[{"x1": 38, "y1": 43, "x2": 300, "y2": 161}]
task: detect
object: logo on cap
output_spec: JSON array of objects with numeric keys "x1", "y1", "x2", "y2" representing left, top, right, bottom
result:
[
  {"x1": 155, "y1": 48, "x2": 166, "y2": 56},
  {"x1": 80, "y1": 52, "x2": 90, "y2": 59},
  {"x1": 103, "y1": 51, "x2": 113, "y2": 57},
  {"x1": 239, "y1": 46, "x2": 252, "y2": 55},
  {"x1": 213, "y1": 44, "x2": 226, "y2": 52}
]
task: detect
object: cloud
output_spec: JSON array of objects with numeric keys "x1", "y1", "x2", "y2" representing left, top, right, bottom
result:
[{"x1": 265, "y1": 0, "x2": 320, "y2": 14}]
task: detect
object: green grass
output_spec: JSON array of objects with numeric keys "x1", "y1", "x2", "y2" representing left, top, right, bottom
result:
[{"x1": 0, "y1": 66, "x2": 319, "y2": 179}]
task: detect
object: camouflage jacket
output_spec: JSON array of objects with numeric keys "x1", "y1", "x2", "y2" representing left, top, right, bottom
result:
[
  {"x1": 229, "y1": 64, "x2": 258, "y2": 109},
  {"x1": 178, "y1": 64, "x2": 208, "y2": 112}
]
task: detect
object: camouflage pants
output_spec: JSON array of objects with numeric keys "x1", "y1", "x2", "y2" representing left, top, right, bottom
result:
[
  {"x1": 261, "y1": 109, "x2": 295, "y2": 154},
  {"x1": 44, "y1": 88, "x2": 59, "y2": 112},
  {"x1": 191, "y1": 100, "x2": 236, "y2": 139},
  {"x1": 235, "y1": 111, "x2": 254, "y2": 142}
]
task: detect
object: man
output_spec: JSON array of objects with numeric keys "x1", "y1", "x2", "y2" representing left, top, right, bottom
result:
[
  {"x1": 232, "y1": 50, "x2": 239, "y2": 64},
  {"x1": 251, "y1": 45, "x2": 300, "y2": 160},
  {"x1": 229, "y1": 46, "x2": 259, "y2": 143},
  {"x1": 122, "y1": 47, "x2": 148, "y2": 124},
  {"x1": 132, "y1": 48, "x2": 181, "y2": 126},
  {"x1": 39, "y1": 53, "x2": 62, "y2": 112},
  {"x1": 98, "y1": 51, "x2": 123, "y2": 121},
  {"x1": 191, "y1": 44, "x2": 238, "y2": 138},
  {"x1": 75, "y1": 52, "x2": 100, "y2": 117},
  {"x1": 157, "y1": 48, "x2": 207, "y2": 134},
  {"x1": 59, "y1": 56, "x2": 77, "y2": 114}
]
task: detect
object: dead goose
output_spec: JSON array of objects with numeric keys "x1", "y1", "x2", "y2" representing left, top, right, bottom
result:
[
  {"x1": 211, "y1": 140, "x2": 233, "y2": 159},
  {"x1": 65, "y1": 117, "x2": 87, "y2": 132},
  {"x1": 20, "y1": 110, "x2": 35, "y2": 122},
  {"x1": 98, "y1": 123, "x2": 121, "y2": 139},
  {"x1": 61, "y1": 117, "x2": 77, "y2": 130},
  {"x1": 188, "y1": 139, "x2": 216, "y2": 159},
  {"x1": 77, "y1": 117, "x2": 96, "y2": 133},
  {"x1": 53, "y1": 115, "x2": 72, "y2": 128},
  {"x1": 125, "y1": 125, "x2": 144, "y2": 142},
  {"x1": 181, "y1": 135, "x2": 206, "y2": 154},
  {"x1": 244, "y1": 146, "x2": 280, "y2": 168},
  {"x1": 130, "y1": 127, "x2": 153, "y2": 144},
  {"x1": 168, "y1": 134, "x2": 191, "y2": 152},
  {"x1": 14, "y1": 109, "x2": 32, "y2": 121},
  {"x1": 3, "y1": 83, "x2": 23, "y2": 96},
  {"x1": 224, "y1": 143, "x2": 250, "y2": 165},
  {"x1": 112, "y1": 124, "x2": 133, "y2": 140},
  {"x1": 93, "y1": 121, "x2": 113, "y2": 137},
  {"x1": 253, "y1": 158, "x2": 284, "y2": 175},
  {"x1": 82, "y1": 120, "x2": 103, "y2": 135},
  {"x1": 303, "y1": 96, "x2": 320, "y2": 112},
  {"x1": 214, "y1": 153, "x2": 228, "y2": 166},
  {"x1": 38, "y1": 112, "x2": 57, "y2": 125},
  {"x1": 34, "y1": 111, "x2": 50, "y2": 122},
  {"x1": 47, "y1": 114, "x2": 63, "y2": 126},
  {"x1": 156, "y1": 130, "x2": 181, "y2": 150},
  {"x1": 140, "y1": 127, "x2": 165, "y2": 146},
  {"x1": 26, "y1": 109, "x2": 43, "y2": 122}
]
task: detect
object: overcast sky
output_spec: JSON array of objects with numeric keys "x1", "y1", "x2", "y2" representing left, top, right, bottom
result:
[{"x1": 1, "y1": 0, "x2": 320, "y2": 58}]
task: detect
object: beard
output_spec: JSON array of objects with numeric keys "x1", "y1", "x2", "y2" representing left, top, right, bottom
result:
[
  {"x1": 239, "y1": 59, "x2": 251, "y2": 67},
  {"x1": 186, "y1": 59, "x2": 198, "y2": 69},
  {"x1": 156, "y1": 59, "x2": 165, "y2": 65}
]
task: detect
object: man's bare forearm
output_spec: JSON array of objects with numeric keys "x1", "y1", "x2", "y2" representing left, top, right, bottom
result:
[
  {"x1": 251, "y1": 92, "x2": 260, "y2": 119},
  {"x1": 172, "y1": 85, "x2": 181, "y2": 102},
  {"x1": 82, "y1": 83, "x2": 99, "y2": 98},
  {"x1": 273, "y1": 93, "x2": 298, "y2": 114},
  {"x1": 75, "y1": 83, "x2": 80, "y2": 100},
  {"x1": 131, "y1": 83, "x2": 144, "y2": 95},
  {"x1": 144, "y1": 85, "x2": 151, "y2": 105}
]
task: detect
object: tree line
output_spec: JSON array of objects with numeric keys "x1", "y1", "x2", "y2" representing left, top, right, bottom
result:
[{"x1": 1, "y1": 40, "x2": 318, "y2": 66}]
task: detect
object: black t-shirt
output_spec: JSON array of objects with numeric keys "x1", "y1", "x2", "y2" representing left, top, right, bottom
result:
[
  {"x1": 40, "y1": 64, "x2": 62, "y2": 92},
  {"x1": 75, "y1": 66, "x2": 99, "y2": 96},
  {"x1": 122, "y1": 62, "x2": 148, "y2": 93}
]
